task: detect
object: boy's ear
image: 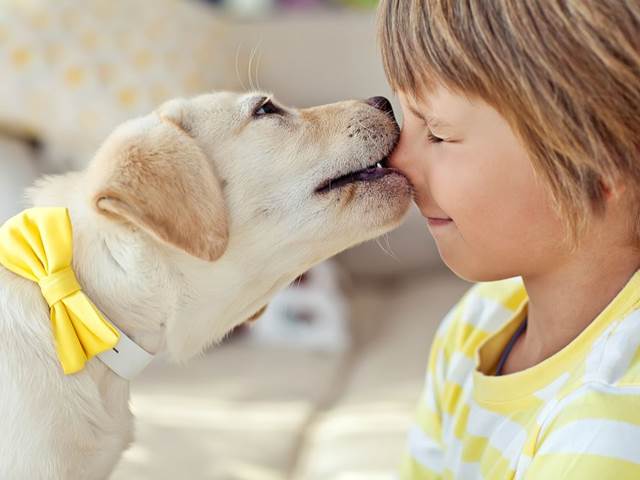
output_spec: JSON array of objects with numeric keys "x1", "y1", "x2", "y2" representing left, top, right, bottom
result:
[
  {"x1": 600, "y1": 176, "x2": 626, "y2": 201},
  {"x1": 89, "y1": 101, "x2": 228, "y2": 262}
]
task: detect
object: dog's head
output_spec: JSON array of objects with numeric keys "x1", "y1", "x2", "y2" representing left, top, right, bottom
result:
[{"x1": 87, "y1": 91, "x2": 412, "y2": 359}]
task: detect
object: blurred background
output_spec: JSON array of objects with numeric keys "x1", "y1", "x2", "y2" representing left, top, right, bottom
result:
[{"x1": 0, "y1": 1, "x2": 468, "y2": 478}]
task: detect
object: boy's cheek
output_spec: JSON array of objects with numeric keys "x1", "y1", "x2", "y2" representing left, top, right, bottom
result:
[{"x1": 424, "y1": 168, "x2": 462, "y2": 209}]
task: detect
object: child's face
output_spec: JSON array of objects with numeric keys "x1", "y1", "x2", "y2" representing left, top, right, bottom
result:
[{"x1": 390, "y1": 86, "x2": 567, "y2": 281}]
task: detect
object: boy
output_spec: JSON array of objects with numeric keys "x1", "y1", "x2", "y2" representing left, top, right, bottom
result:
[{"x1": 378, "y1": 1, "x2": 640, "y2": 478}]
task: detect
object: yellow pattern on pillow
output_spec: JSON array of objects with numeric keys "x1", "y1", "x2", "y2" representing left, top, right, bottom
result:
[{"x1": 0, "y1": 0, "x2": 237, "y2": 169}]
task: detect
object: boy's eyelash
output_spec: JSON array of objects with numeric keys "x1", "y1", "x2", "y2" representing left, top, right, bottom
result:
[
  {"x1": 422, "y1": 119, "x2": 445, "y2": 144},
  {"x1": 427, "y1": 132, "x2": 444, "y2": 144}
]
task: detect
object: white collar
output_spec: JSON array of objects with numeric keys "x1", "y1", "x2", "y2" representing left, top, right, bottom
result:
[{"x1": 96, "y1": 319, "x2": 155, "y2": 380}]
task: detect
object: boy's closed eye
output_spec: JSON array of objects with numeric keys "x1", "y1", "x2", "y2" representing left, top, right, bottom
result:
[
  {"x1": 404, "y1": 101, "x2": 456, "y2": 144},
  {"x1": 427, "y1": 131, "x2": 445, "y2": 144}
]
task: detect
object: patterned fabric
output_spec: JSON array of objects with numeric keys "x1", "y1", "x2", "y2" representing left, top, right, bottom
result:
[
  {"x1": 401, "y1": 274, "x2": 640, "y2": 479},
  {"x1": 0, "y1": 0, "x2": 236, "y2": 168}
]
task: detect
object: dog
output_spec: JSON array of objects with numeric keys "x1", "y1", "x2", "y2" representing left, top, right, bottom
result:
[{"x1": 0, "y1": 91, "x2": 411, "y2": 479}]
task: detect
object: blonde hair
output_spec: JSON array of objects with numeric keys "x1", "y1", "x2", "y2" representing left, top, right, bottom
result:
[{"x1": 379, "y1": 0, "x2": 640, "y2": 243}]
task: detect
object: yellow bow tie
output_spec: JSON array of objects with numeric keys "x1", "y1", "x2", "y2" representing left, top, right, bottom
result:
[{"x1": 0, "y1": 207, "x2": 119, "y2": 374}]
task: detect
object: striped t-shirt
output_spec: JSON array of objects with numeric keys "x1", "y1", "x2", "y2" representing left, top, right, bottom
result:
[{"x1": 401, "y1": 273, "x2": 640, "y2": 479}]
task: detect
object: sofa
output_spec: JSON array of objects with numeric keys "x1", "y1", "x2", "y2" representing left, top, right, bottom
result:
[{"x1": 111, "y1": 270, "x2": 469, "y2": 480}]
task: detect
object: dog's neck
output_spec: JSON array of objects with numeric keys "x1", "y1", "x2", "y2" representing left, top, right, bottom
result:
[
  {"x1": 30, "y1": 172, "x2": 178, "y2": 364},
  {"x1": 27, "y1": 171, "x2": 306, "y2": 378}
]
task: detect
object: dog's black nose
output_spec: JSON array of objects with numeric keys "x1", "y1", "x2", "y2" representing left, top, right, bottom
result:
[{"x1": 365, "y1": 96, "x2": 394, "y2": 116}]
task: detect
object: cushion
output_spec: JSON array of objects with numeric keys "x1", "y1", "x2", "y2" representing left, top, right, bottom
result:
[{"x1": 0, "y1": 0, "x2": 236, "y2": 169}]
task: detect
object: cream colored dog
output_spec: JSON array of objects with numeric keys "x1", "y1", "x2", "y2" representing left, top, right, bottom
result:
[{"x1": 0, "y1": 91, "x2": 411, "y2": 479}]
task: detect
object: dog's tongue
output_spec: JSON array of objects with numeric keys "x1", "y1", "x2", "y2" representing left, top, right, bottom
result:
[{"x1": 354, "y1": 166, "x2": 388, "y2": 181}]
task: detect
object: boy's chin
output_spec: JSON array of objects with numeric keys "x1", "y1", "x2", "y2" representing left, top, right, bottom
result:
[{"x1": 438, "y1": 249, "x2": 519, "y2": 283}]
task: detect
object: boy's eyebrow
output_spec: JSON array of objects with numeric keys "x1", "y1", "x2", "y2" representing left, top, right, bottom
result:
[{"x1": 406, "y1": 102, "x2": 450, "y2": 128}]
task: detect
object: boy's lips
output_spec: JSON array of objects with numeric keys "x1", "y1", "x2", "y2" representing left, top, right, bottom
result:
[{"x1": 413, "y1": 196, "x2": 453, "y2": 226}]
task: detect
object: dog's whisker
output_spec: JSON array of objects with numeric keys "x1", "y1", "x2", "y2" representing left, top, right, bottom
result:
[
  {"x1": 253, "y1": 39, "x2": 264, "y2": 92},
  {"x1": 247, "y1": 41, "x2": 261, "y2": 92},
  {"x1": 235, "y1": 42, "x2": 248, "y2": 92},
  {"x1": 383, "y1": 233, "x2": 400, "y2": 263},
  {"x1": 247, "y1": 48, "x2": 254, "y2": 91},
  {"x1": 375, "y1": 236, "x2": 395, "y2": 260},
  {"x1": 255, "y1": 46, "x2": 264, "y2": 92}
]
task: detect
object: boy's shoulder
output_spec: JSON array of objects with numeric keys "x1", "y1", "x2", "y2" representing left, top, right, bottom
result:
[
  {"x1": 456, "y1": 276, "x2": 526, "y2": 328},
  {"x1": 436, "y1": 277, "x2": 526, "y2": 351},
  {"x1": 466, "y1": 276, "x2": 527, "y2": 310}
]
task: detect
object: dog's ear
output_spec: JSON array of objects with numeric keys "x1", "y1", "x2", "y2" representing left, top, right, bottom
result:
[{"x1": 89, "y1": 100, "x2": 228, "y2": 262}]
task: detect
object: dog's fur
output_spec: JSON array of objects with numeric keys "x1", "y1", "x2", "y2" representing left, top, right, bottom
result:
[{"x1": 0, "y1": 91, "x2": 411, "y2": 479}]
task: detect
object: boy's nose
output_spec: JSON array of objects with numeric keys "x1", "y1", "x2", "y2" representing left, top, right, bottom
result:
[
  {"x1": 388, "y1": 133, "x2": 413, "y2": 177},
  {"x1": 365, "y1": 96, "x2": 395, "y2": 117}
]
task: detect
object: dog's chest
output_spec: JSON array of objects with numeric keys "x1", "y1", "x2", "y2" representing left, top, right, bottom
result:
[{"x1": 0, "y1": 266, "x2": 134, "y2": 477}]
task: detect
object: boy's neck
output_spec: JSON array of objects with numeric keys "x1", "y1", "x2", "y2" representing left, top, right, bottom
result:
[{"x1": 505, "y1": 240, "x2": 640, "y2": 374}]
